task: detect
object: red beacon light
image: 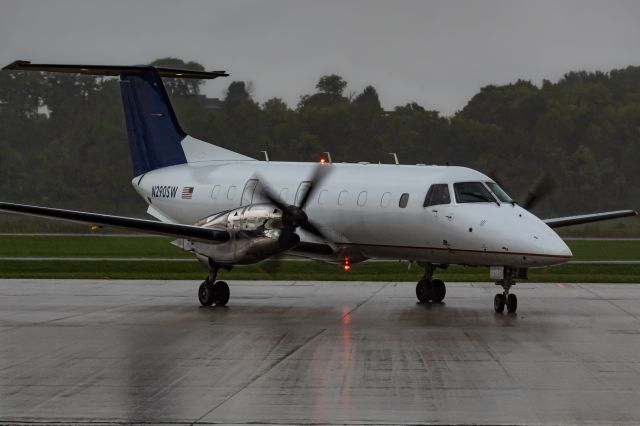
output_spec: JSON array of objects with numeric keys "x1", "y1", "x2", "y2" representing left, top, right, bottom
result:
[
  {"x1": 343, "y1": 258, "x2": 351, "y2": 272},
  {"x1": 320, "y1": 158, "x2": 326, "y2": 164}
]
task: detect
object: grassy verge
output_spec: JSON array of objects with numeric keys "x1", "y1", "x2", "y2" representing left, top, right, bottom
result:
[
  {"x1": 0, "y1": 235, "x2": 190, "y2": 258},
  {"x1": 1, "y1": 236, "x2": 640, "y2": 260},
  {"x1": 1, "y1": 260, "x2": 640, "y2": 282},
  {"x1": 1, "y1": 235, "x2": 639, "y2": 281}
]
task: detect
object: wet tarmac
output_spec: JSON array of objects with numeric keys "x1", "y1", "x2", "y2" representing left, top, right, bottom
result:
[{"x1": 1, "y1": 279, "x2": 640, "y2": 425}]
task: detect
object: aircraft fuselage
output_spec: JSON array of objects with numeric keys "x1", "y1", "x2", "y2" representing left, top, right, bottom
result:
[{"x1": 133, "y1": 160, "x2": 572, "y2": 268}]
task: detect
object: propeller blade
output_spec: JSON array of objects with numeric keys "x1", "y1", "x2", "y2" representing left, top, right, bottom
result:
[
  {"x1": 523, "y1": 174, "x2": 557, "y2": 210},
  {"x1": 277, "y1": 226, "x2": 300, "y2": 249},
  {"x1": 256, "y1": 164, "x2": 334, "y2": 248},
  {"x1": 256, "y1": 177, "x2": 288, "y2": 212},
  {"x1": 300, "y1": 220, "x2": 330, "y2": 241},
  {"x1": 297, "y1": 163, "x2": 333, "y2": 209}
]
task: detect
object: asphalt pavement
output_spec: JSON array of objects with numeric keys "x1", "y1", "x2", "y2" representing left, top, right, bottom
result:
[{"x1": 1, "y1": 279, "x2": 640, "y2": 425}]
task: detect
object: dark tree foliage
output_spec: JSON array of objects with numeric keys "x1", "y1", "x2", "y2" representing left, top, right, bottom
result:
[
  {"x1": 1, "y1": 60, "x2": 639, "y2": 224},
  {"x1": 150, "y1": 57, "x2": 205, "y2": 96}
]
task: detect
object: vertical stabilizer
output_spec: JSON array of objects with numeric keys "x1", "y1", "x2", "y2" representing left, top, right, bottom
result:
[{"x1": 119, "y1": 69, "x2": 187, "y2": 176}]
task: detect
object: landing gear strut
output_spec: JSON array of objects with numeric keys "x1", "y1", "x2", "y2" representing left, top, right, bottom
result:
[
  {"x1": 198, "y1": 265, "x2": 230, "y2": 307},
  {"x1": 415, "y1": 262, "x2": 447, "y2": 303},
  {"x1": 494, "y1": 270, "x2": 518, "y2": 314}
]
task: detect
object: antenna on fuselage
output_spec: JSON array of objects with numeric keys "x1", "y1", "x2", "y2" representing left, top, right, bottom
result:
[
  {"x1": 323, "y1": 152, "x2": 333, "y2": 163},
  {"x1": 260, "y1": 151, "x2": 270, "y2": 162},
  {"x1": 388, "y1": 152, "x2": 399, "y2": 165}
]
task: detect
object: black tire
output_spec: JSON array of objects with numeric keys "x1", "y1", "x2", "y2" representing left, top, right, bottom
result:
[
  {"x1": 431, "y1": 279, "x2": 446, "y2": 303},
  {"x1": 506, "y1": 293, "x2": 517, "y2": 313},
  {"x1": 416, "y1": 278, "x2": 431, "y2": 303},
  {"x1": 198, "y1": 280, "x2": 215, "y2": 306},
  {"x1": 212, "y1": 281, "x2": 230, "y2": 306},
  {"x1": 494, "y1": 293, "x2": 505, "y2": 313}
]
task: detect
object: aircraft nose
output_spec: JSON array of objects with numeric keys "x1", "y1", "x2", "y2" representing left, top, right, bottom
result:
[
  {"x1": 547, "y1": 232, "x2": 572, "y2": 258},
  {"x1": 525, "y1": 216, "x2": 572, "y2": 264}
]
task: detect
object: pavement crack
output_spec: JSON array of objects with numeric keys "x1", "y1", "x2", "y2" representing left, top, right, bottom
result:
[
  {"x1": 341, "y1": 281, "x2": 389, "y2": 321},
  {"x1": 580, "y1": 284, "x2": 640, "y2": 323},
  {"x1": 193, "y1": 327, "x2": 327, "y2": 423}
]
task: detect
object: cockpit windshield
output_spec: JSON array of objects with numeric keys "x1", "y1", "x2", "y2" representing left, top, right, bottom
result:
[
  {"x1": 453, "y1": 182, "x2": 497, "y2": 204},
  {"x1": 486, "y1": 182, "x2": 513, "y2": 203}
]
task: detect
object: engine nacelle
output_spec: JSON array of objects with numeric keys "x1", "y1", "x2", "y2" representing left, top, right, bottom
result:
[{"x1": 185, "y1": 204, "x2": 285, "y2": 265}]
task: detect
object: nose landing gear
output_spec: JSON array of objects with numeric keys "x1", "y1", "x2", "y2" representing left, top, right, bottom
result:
[
  {"x1": 416, "y1": 263, "x2": 447, "y2": 303},
  {"x1": 494, "y1": 271, "x2": 518, "y2": 313}
]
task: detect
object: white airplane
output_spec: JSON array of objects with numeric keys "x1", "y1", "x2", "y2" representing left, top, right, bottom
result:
[{"x1": 1, "y1": 61, "x2": 637, "y2": 313}]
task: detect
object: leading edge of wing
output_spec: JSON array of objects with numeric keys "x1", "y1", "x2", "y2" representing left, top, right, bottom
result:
[
  {"x1": 544, "y1": 210, "x2": 638, "y2": 228},
  {"x1": 0, "y1": 202, "x2": 229, "y2": 243}
]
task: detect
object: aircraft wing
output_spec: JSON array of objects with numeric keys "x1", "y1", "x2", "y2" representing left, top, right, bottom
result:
[
  {"x1": 544, "y1": 210, "x2": 637, "y2": 228},
  {"x1": 0, "y1": 202, "x2": 230, "y2": 243}
]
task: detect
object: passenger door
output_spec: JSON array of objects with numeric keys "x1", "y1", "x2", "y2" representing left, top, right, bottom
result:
[
  {"x1": 240, "y1": 179, "x2": 259, "y2": 206},
  {"x1": 424, "y1": 183, "x2": 455, "y2": 248}
]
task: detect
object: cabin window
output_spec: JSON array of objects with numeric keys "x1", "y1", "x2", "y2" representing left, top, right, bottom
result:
[
  {"x1": 423, "y1": 184, "x2": 451, "y2": 207},
  {"x1": 211, "y1": 185, "x2": 221, "y2": 200},
  {"x1": 227, "y1": 185, "x2": 237, "y2": 200},
  {"x1": 399, "y1": 193, "x2": 409, "y2": 208},
  {"x1": 357, "y1": 191, "x2": 368, "y2": 206},
  {"x1": 486, "y1": 182, "x2": 513, "y2": 203},
  {"x1": 318, "y1": 189, "x2": 328, "y2": 205},
  {"x1": 338, "y1": 190, "x2": 348, "y2": 206},
  {"x1": 295, "y1": 182, "x2": 311, "y2": 205},
  {"x1": 454, "y1": 182, "x2": 496, "y2": 204},
  {"x1": 380, "y1": 192, "x2": 391, "y2": 208}
]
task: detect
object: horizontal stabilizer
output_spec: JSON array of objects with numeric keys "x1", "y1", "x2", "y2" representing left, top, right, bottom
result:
[
  {"x1": 0, "y1": 202, "x2": 229, "y2": 243},
  {"x1": 3, "y1": 60, "x2": 228, "y2": 79},
  {"x1": 544, "y1": 210, "x2": 637, "y2": 228}
]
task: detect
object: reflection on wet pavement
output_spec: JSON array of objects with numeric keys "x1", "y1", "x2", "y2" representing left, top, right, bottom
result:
[{"x1": 1, "y1": 279, "x2": 640, "y2": 424}]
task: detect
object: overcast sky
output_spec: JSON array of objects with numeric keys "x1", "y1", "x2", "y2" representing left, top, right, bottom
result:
[{"x1": 1, "y1": 0, "x2": 638, "y2": 115}]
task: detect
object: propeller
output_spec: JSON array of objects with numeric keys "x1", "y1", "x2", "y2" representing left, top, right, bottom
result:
[
  {"x1": 486, "y1": 169, "x2": 557, "y2": 211},
  {"x1": 258, "y1": 163, "x2": 334, "y2": 249},
  {"x1": 522, "y1": 173, "x2": 557, "y2": 210}
]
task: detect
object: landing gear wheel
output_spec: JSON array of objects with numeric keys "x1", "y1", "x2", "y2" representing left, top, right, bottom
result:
[
  {"x1": 506, "y1": 293, "x2": 517, "y2": 313},
  {"x1": 416, "y1": 278, "x2": 431, "y2": 303},
  {"x1": 494, "y1": 293, "x2": 506, "y2": 313},
  {"x1": 198, "y1": 280, "x2": 215, "y2": 306},
  {"x1": 431, "y1": 279, "x2": 446, "y2": 303},
  {"x1": 212, "y1": 281, "x2": 230, "y2": 306}
]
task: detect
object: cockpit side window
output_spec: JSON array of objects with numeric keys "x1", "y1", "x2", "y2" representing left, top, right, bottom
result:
[
  {"x1": 486, "y1": 182, "x2": 513, "y2": 203},
  {"x1": 454, "y1": 182, "x2": 497, "y2": 204},
  {"x1": 423, "y1": 184, "x2": 451, "y2": 207}
]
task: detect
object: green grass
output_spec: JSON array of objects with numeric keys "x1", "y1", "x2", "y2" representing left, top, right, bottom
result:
[
  {"x1": 1, "y1": 235, "x2": 639, "y2": 260},
  {"x1": 565, "y1": 239, "x2": 640, "y2": 260},
  {"x1": 0, "y1": 235, "x2": 639, "y2": 281},
  {"x1": 0, "y1": 235, "x2": 190, "y2": 258},
  {"x1": 1, "y1": 260, "x2": 639, "y2": 282}
]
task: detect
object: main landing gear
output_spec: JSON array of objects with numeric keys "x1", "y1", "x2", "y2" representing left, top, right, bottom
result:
[
  {"x1": 494, "y1": 274, "x2": 517, "y2": 314},
  {"x1": 198, "y1": 265, "x2": 230, "y2": 307},
  {"x1": 415, "y1": 262, "x2": 447, "y2": 303}
]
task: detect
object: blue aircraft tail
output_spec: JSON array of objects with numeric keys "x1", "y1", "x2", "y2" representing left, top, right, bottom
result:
[
  {"x1": 119, "y1": 69, "x2": 188, "y2": 176},
  {"x1": 2, "y1": 61, "x2": 232, "y2": 176}
]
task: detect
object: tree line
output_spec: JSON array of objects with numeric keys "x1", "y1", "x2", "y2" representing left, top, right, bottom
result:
[{"x1": 0, "y1": 57, "x2": 638, "y2": 227}]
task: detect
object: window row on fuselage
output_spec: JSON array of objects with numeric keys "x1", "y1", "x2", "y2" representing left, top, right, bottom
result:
[{"x1": 209, "y1": 181, "x2": 513, "y2": 209}]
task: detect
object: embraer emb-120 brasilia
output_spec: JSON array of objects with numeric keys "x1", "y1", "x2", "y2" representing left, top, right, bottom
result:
[{"x1": 1, "y1": 61, "x2": 637, "y2": 313}]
